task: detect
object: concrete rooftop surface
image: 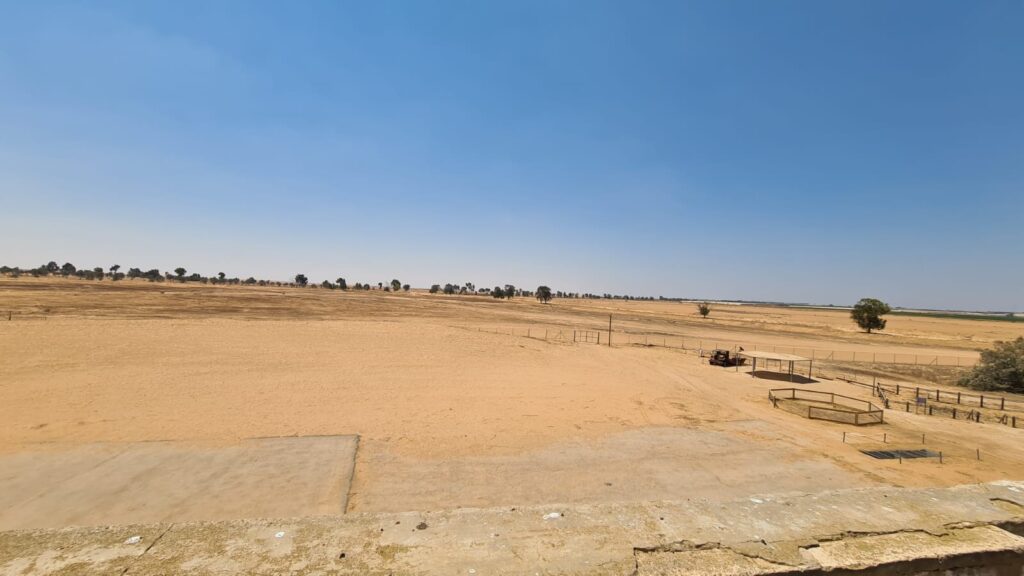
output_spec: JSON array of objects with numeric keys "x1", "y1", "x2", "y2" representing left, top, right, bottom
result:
[{"x1": 3, "y1": 481, "x2": 1024, "y2": 575}]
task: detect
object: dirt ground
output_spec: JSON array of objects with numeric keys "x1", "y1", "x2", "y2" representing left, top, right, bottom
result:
[{"x1": 0, "y1": 278, "x2": 1022, "y2": 527}]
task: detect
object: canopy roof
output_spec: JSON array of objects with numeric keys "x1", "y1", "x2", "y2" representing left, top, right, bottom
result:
[{"x1": 737, "y1": 350, "x2": 810, "y2": 363}]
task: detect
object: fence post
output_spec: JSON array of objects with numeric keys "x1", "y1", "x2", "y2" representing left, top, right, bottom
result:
[
  {"x1": 842, "y1": 432, "x2": 846, "y2": 443},
  {"x1": 1001, "y1": 398, "x2": 1005, "y2": 411},
  {"x1": 883, "y1": 433, "x2": 887, "y2": 443},
  {"x1": 957, "y1": 392, "x2": 961, "y2": 404},
  {"x1": 939, "y1": 451, "x2": 943, "y2": 464},
  {"x1": 980, "y1": 395, "x2": 985, "y2": 408}
]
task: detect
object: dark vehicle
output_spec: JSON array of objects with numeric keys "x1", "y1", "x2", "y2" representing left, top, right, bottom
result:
[{"x1": 708, "y1": 349, "x2": 746, "y2": 367}]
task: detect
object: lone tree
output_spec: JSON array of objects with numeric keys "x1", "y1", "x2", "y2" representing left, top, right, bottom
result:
[
  {"x1": 174, "y1": 267, "x2": 187, "y2": 281},
  {"x1": 337, "y1": 278, "x2": 347, "y2": 290},
  {"x1": 536, "y1": 285, "x2": 552, "y2": 303},
  {"x1": 959, "y1": 337, "x2": 1024, "y2": 393},
  {"x1": 295, "y1": 274, "x2": 308, "y2": 286},
  {"x1": 697, "y1": 302, "x2": 711, "y2": 318},
  {"x1": 390, "y1": 279, "x2": 401, "y2": 292},
  {"x1": 851, "y1": 298, "x2": 891, "y2": 333}
]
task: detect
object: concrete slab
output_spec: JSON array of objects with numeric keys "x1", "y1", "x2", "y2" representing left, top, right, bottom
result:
[
  {"x1": 0, "y1": 435, "x2": 358, "y2": 530},
  {"x1": 3, "y1": 481, "x2": 1024, "y2": 575},
  {"x1": 350, "y1": 425, "x2": 868, "y2": 512}
]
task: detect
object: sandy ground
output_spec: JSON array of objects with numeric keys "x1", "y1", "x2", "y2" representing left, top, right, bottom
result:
[{"x1": 0, "y1": 278, "x2": 1022, "y2": 526}]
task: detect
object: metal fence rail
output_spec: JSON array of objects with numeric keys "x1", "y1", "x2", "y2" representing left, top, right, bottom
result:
[
  {"x1": 838, "y1": 375, "x2": 1024, "y2": 414},
  {"x1": 768, "y1": 388, "x2": 884, "y2": 426}
]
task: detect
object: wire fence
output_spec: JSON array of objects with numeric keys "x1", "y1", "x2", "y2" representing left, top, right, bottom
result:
[{"x1": 471, "y1": 324, "x2": 979, "y2": 367}]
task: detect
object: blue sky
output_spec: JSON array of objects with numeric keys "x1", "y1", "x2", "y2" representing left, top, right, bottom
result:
[{"x1": 1, "y1": 1, "x2": 1021, "y2": 310}]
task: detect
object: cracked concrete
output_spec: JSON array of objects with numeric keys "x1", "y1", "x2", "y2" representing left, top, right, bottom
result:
[{"x1": 2, "y1": 482, "x2": 1024, "y2": 575}]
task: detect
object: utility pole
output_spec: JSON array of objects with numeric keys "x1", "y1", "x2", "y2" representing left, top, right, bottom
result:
[{"x1": 608, "y1": 314, "x2": 612, "y2": 347}]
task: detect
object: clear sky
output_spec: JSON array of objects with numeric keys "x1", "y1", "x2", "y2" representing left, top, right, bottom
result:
[{"x1": 1, "y1": 1, "x2": 1021, "y2": 310}]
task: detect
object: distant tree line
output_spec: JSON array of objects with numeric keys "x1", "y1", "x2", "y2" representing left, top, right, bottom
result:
[
  {"x1": 3, "y1": 261, "x2": 700, "y2": 303},
  {"x1": 0, "y1": 261, "x2": 415, "y2": 293},
  {"x1": 423, "y1": 282, "x2": 669, "y2": 302}
]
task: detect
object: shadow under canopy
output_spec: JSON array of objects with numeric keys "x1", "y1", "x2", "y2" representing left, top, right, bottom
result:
[{"x1": 738, "y1": 350, "x2": 813, "y2": 382}]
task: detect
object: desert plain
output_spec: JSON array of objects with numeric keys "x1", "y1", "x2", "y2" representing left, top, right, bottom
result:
[{"x1": 1, "y1": 278, "x2": 1022, "y2": 530}]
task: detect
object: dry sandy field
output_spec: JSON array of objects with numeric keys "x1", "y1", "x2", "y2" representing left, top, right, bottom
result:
[{"x1": 1, "y1": 278, "x2": 1022, "y2": 530}]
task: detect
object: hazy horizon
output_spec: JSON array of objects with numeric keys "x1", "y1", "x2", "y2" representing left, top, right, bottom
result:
[{"x1": 2, "y1": 1, "x2": 1022, "y2": 311}]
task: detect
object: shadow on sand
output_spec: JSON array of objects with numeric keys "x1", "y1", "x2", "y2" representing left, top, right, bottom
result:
[{"x1": 748, "y1": 370, "x2": 817, "y2": 384}]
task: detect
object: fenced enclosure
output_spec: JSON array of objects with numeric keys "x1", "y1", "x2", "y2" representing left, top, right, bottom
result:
[
  {"x1": 840, "y1": 430, "x2": 1020, "y2": 467},
  {"x1": 769, "y1": 388, "x2": 884, "y2": 425},
  {"x1": 573, "y1": 330, "x2": 602, "y2": 344},
  {"x1": 837, "y1": 375, "x2": 1024, "y2": 417}
]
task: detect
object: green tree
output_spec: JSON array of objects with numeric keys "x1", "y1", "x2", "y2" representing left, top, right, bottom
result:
[
  {"x1": 430, "y1": 284, "x2": 441, "y2": 294},
  {"x1": 337, "y1": 278, "x2": 347, "y2": 290},
  {"x1": 697, "y1": 302, "x2": 711, "y2": 318},
  {"x1": 402, "y1": 284, "x2": 410, "y2": 292},
  {"x1": 93, "y1": 267, "x2": 104, "y2": 280},
  {"x1": 174, "y1": 267, "x2": 187, "y2": 281},
  {"x1": 504, "y1": 284, "x2": 516, "y2": 299},
  {"x1": 959, "y1": 337, "x2": 1024, "y2": 393},
  {"x1": 391, "y1": 279, "x2": 402, "y2": 292},
  {"x1": 492, "y1": 286, "x2": 505, "y2": 299},
  {"x1": 536, "y1": 285, "x2": 552, "y2": 303},
  {"x1": 295, "y1": 274, "x2": 308, "y2": 286},
  {"x1": 110, "y1": 264, "x2": 120, "y2": 279},
  {"x1": 61, "y1": 262, "x2": 76, "y2": 276},
  {"x1": 850, "y1": 298, "x2": 891, "y2": 333}
]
